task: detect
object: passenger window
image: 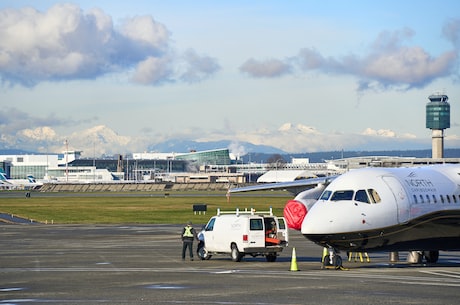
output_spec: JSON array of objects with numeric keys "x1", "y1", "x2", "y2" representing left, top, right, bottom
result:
[
  {"x1": 447, "y1": 195, "x2": 451, "y2": 203},
  {"x1": 440, "y1": 195, "x2": 445, "y2": 203},
  {"x1": 413, "y1": 195, "x2": 418, "y2": 204},
  {"x1": 355, "y1": 190, "x2": 370, "y2": 203},
  {"x1": 250, "y1": 219, "x2": 263, "y2": 231},
  {"x1": 368, "y1": 189, "x2": 381, "y2": 203},
  {"x1": 432, "y1": 195, "x2": 437, "y2": 203},
  {"x1": 206, "y1": 218, "x2": 215, "y2": 231},
  {"x1": 419, "y1": 195, "x2": 424, "y2": 203},
  {"x1": 426, "y1": 195, "x2": 430, "y2": 203},
  {"x1": 453, "y1": 196, "x2": 457, "y2": 203},
  {"x1": 320, "y1": 190, "x2": 332, "y2": 201},
  {"x1": 331, "y1": 190, "x2": 354, "y2": 201}
]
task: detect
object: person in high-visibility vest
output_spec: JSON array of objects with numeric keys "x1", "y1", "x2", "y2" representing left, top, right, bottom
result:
[{"x1": 181, "y1": 221, "x2": 198, "y2": 261}]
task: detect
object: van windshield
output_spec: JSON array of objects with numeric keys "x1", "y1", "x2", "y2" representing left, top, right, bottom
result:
[{"x1": 205, "y1": 218, "x2": 215, "y2": 231}]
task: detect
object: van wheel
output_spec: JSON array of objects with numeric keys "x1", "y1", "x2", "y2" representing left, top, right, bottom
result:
[
  {"x1": 231, "y1": 244, "x2": 243, "y2": 262},
  {"x1": 198, "y1": 246, "x2": 212, "y2": 260},
  {"x1": 266, "y1": 254, "x2": 277, "y2": 262}
]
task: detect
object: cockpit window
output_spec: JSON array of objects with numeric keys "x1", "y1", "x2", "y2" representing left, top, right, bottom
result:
[
  {"x1": 321, "y1": 188, "x2": 381, "y2": 203},
  {"x1": 330, "y1": 190, "x2": 354, "y2": 201},
  {"x1": 319, "y1": 190, "x2": 332, "y2": 201},
  {"x1": 355, "y1": 190, "x2": 369, "y2": 203},
  {"x1": 368, "y1": 189, "x2": 381, "y2": 203}
]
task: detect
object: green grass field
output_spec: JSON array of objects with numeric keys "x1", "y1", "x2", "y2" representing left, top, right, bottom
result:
[{"x1": 0, "y1": 192, "x2": 291, "y2": 224}]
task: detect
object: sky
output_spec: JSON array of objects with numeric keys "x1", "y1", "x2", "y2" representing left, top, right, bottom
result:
[{"x1": 1, "y1": 0, "x2": 460, "y2": 156}]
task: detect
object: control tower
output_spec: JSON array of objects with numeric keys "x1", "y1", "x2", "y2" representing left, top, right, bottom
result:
[{"x1": 426, "y1": 93, "x2": 450, "y2": 158}]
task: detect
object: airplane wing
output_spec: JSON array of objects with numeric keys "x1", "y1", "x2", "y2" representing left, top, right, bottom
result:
[{"x1": 228, "y1": 176, "x2": 338, "y2": 195}]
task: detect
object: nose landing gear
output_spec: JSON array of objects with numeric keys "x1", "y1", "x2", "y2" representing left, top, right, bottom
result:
[{"x1": 321, "y1": 247, "x2": 344, "y2": 270}]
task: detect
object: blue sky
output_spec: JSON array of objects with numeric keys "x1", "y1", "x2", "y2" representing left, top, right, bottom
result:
[{"x1": 0, "y1": 1, "x2": 459, "y2": 156}]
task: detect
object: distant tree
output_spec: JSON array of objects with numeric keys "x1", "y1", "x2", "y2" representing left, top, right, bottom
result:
[{"x1": 266, "y1": 154, "x2": 286, "y2": 170}]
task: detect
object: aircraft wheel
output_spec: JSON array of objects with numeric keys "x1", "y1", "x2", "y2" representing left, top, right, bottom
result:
[
  {"x1": 334, "y1": 255, "x2": 343, "y2": 269},
  {"x1": 423, "y1": 250, "x2": 439, "y2": 263},
  {"x1": 322, "y1": 254, "x2": 342, "y2": 269},
  {"x1": 231, "y1": 244, "x2": 243, "y2": 262}
]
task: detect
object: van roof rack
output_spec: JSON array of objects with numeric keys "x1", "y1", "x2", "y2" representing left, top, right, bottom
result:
[{"x1": 217, "y1": 207, "x2": 273, "y2": 216}]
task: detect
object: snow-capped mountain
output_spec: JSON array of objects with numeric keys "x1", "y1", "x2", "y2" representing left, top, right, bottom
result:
[{"x1": 0, "y1": 122, "x2": 439, "y2": 157}]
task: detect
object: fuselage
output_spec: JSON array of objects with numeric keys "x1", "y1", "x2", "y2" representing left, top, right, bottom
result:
[
  {"x1": 0, "y1": 173, "x2": 42, "y2": 190},
  {"x1": 301, "y1": 164, "x2": 460, "y2": 252}
]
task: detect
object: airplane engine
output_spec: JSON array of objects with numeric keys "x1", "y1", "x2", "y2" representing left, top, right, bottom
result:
[
  {"x1": 283, "y1": 199, "x2": 307, "y2": 230},
  {"x1": 284, "y1": 183, "x2": 326, "y2": 230}
]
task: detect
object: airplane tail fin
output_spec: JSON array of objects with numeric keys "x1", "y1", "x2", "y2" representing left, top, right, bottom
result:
[{"x1": 0, "y1": 172, "x2": 8, "y2": 181}]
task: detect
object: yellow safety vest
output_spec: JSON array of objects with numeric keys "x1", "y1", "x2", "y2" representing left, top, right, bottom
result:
[{"x1": 183, "y1": 226, "x2": 194, "y2": 238}]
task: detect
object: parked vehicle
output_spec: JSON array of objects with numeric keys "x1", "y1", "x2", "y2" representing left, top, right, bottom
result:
[{"x1": 198, "y1": 208, "x2": 289, "y2": 262}]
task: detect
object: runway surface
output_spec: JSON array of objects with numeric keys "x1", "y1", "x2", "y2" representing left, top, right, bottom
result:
[{"x1": 1, "y1": 224, "x2": 460, "y2": 305}]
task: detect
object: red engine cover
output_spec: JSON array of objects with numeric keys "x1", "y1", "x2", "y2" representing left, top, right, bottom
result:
[{"x1": 283, "y1": 200, "x2": 307, "y2": 230}]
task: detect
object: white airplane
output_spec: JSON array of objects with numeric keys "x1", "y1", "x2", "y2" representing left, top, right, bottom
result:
[
  {"x1": 0, "y1": 170, "x2": 43, "y2": 190},
  {"x1": 229, "y1": 164, "x2": 460, "y2": 267}
]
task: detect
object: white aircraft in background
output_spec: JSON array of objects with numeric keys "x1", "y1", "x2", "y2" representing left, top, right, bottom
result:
[
  {"x1": 229, "y1": 164, "x2": 460, "y2": 267},
  {"x1": 0, "y1": 170, "x2": 43, "y2": 190}
]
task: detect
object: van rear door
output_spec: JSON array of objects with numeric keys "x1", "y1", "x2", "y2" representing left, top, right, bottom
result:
[
  {"x1": 276, "y1": 217, "x2": 289, "y2": 244},
  {"x1": 247, "y1": 217, "x2": 265, "y2": 249}
]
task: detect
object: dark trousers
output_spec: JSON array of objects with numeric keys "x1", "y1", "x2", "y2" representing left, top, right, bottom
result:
[{"x1": 182, "y1": 240, "x2": 194, "y2": 259}]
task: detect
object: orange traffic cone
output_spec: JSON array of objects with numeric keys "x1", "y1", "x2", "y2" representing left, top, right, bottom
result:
[{"x1": 290, "y1": 247, "x2": 298, "y2": 271}]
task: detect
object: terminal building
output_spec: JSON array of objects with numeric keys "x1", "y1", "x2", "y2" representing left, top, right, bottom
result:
[{"x1": 0, "y1": 148, "x2": 236, "y2": 184}]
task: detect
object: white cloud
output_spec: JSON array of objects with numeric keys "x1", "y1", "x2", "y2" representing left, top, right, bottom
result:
[
  {"x1": 179, "y1": 49, "x2": 221, "y2": 83},
  {"x1": 278, "y1": 122, "x2": 293, "y2": 132},
  {"x1": 132, "y1": 56, "x2": 173, "y2": 85},
  {"x1": 239, "y1": 58, "x2": 292, "y2": 78},
  {"x1": 21, "y1": 127, "x2": 57, "y2": 141},
  {"x1": 241, "y1": 27, "x2": 459, "y2": 91},
  {"x1": 362, "y1": 128, "x2": 396, "y2": 138},
  {"x1": 361, "y1": 46, "x2": 456, "y2": 88},
  {"x1": 119, "y1": 15, "x2": 170, "y2": 51},
  {"x1": 0, "y1": 4, "x2": 219, "y2": 86},
  {"x1": 443, "y1": 18, "x2": 460, "y2": 48}
]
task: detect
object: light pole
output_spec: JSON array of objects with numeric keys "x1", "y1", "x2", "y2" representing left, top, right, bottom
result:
[{"x1": 64, "y1": 139, "x2": 68, "y2": 182}]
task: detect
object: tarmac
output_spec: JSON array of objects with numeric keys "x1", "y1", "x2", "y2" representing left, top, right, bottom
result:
[{"x1": 1, "y1": 223, "x2": 460, "y2": 305}]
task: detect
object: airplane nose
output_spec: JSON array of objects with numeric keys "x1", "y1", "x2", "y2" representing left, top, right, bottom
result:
[{"x1": 283, "y1": 199, "x2": 307, "y2": 230}]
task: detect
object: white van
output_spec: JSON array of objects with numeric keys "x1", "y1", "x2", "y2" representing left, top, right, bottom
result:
[{"x1": 197, "y1": 208, "x2": 289, "y2": 262}]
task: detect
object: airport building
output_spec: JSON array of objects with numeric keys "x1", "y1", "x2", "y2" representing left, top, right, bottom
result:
[
  {"x1": 0, "y1": 148, "x2": 233, "y2": 183},
  {"x1": 2, "y1": 147, "x2": 460, "y2": 189},
  {"x1": 132, "y1": 148, "x2": 231, "y2": 165},
  {"x1": 0, "y1": 151, "x2": 80, "y2": 180}
]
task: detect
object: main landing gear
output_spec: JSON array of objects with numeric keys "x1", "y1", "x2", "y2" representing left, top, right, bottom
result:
[
  {"x1": 321, "y1": 247, "x2": 344, "y2": 270},
  {"x1": 407, "y1": 250, "x2": 439, "y2": 264}
]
